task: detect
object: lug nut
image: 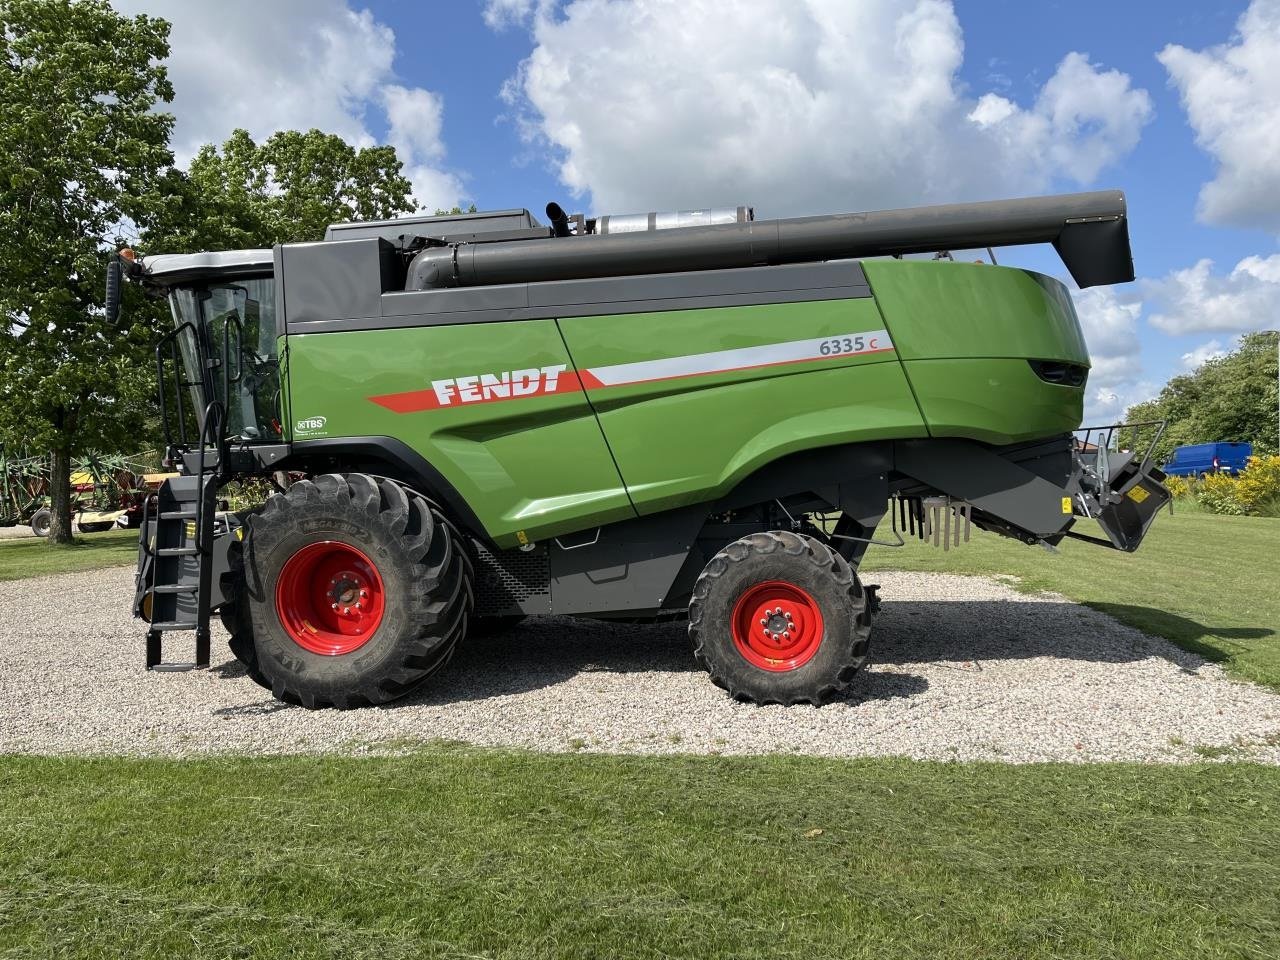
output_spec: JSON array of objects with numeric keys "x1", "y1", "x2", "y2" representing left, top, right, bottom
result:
[
  {"x1": 360, "y1": 589, "x2": 368, "y2": 598},
  {"x1": 343, "y1": 606, "x2": 350, "y2": 614},
  {"x1": 760, "y1": 618, "x2": 767, "y2": 626},
  {"x1": 355, "y1": 601, "x2": 362, "y2": 610},
  {"x1": 784, "y1": 612, "x2": 792, "y2": 620},
  {"x1": 331, "y1": 602, "x2": 339, "y2": 610},
  {"x1": 774, "y1": 606, "x2": 782, "y2": 614},
  {"x1": 783, "y1": 632, "x2": 791, "y2": 640}
]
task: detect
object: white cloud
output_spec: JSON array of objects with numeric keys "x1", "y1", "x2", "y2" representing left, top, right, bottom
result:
[
  {"x1": 498, "y1": 0, "x2": 1151, "y2": 215},
  {"x1": 1070, "y1": 286, "x2": 1153, "y2": 423},
  {"x1": 1086, "y1": 381, "x2": 1159, "y2": 426},
  {"x1": 1181, "y1": 339, "x2": 1229, "y2": 370},
  {"x1": 1146, "y1": 255, "x2": 1280, "y2": 335},
  {"x1": 1159, "y1": 0, "x2": 1280, "y2": 233},
  {"x1": 484, "y1": 0, "x2": 550, "y2": 29},
  {"x1": 112, "y1": 0, "x2": 464, "y2": 212}
]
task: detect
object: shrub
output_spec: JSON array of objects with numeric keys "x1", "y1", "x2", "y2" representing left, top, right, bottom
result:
[
  {"x1": 1180, "y1": 456, "x2": 1280, "y2": 517},
  {"x1": 1236, "y1": 456, "x2": 1280, "y2": 515},
  {"x1": 1194, "y1": 472, "x2": 1246, "y2": 515}
]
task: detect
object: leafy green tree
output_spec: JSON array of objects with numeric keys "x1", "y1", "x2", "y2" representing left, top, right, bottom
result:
[
  {"x1": 0, "y1": 0, "x2": 174, "y2": 542},
  {"x1": 1126, "y1": 331, "x2": 1280, "y2": 463},
  {"x1": 145, "y1": 129, "x2": 416, "y2": 252}
]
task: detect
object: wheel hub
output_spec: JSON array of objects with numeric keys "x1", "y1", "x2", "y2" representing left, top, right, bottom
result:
[
  {"x1": 274, "y1": 541, "x2": 386, "y2": 656},
  {"x1": 730, "y1": 580, "x2": 824, "y2": 672}
]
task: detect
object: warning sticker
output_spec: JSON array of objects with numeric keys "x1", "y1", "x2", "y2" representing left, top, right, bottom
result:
[
  {"x1": 1061, "y1": 497, "x2": 1073, "y2": 515},
  {"x1": 1127, "y1": 486, "x2": 1150, "y2": 504}
]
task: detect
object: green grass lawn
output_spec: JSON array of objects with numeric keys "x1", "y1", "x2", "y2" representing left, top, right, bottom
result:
[
  {"x1": 0, "y1": 752, "x2": 1276, "y2": 960},
  {"x1": 863, "y1": 510, "x2": 1280, "y2": 689},
  {"x1": 0, "y1": 527, "x2": 136, "y2": 581}
]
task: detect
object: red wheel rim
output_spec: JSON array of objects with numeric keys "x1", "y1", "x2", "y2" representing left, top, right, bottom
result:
[
  {"x1": 274, "y1": 541, "x2": 386, "y2": 656},
  {"x1": 730, "y1": 580, "x2": 824, "y2": 672}
]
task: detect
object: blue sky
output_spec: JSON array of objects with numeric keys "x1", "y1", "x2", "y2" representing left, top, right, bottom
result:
[{"x1": 116, "y1": 0, "x2": 1280, "y2": 423}]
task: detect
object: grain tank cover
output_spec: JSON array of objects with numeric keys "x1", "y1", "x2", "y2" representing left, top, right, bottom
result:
[{"x1": 325, "y1": 208, "x2": 548, "y2": 245}]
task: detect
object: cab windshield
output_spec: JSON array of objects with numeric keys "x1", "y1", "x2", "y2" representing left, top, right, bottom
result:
[{"x1": 168, "y1": 276, "x2": 283, "y2": 442}]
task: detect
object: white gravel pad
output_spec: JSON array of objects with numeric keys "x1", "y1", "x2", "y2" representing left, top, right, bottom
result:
[{"x1": 1, "y1": 566, "x2": 1277, "y2": 762}]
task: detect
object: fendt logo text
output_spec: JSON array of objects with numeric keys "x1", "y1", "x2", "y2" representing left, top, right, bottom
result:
[
  {"x1": 431, "y1": 364, "x2": 569, "y2": 408},
  {"x1": 295, "y1": 416, "x2": 327, "y2": 432}
]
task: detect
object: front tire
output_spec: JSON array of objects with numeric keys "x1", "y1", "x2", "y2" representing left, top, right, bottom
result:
[
  {"x1": 234, "y1": 474, "x2": 472, "y2": 709},
  {"x1": 689, "y1": 531, "x2": 870, "y2": 705}
]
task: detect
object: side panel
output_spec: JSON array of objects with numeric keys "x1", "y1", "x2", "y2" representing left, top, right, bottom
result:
[
  {"x1": 863, "y1": 260, "x2": 1090, "y2": 444},
  {"x1": 558, "y1": 298, "x2": 927, "y2": 515},
  {"x1": 284, "y1": 320, "x2": 634, "y2": 545}
]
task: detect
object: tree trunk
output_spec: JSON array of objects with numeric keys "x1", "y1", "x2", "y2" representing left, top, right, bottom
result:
[{"x1": 48, "y1": 443, "x2": 75, "y2": 544}]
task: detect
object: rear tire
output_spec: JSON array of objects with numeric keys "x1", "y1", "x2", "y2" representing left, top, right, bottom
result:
[
  {"x1": 30, "y1": 508, "x2": 51, "y2": 538},
  {"x1": 689, "y1": 531, "x2": 870, "y2": 705},
  {"x1": 232, "y1": 473, "x2": 473, "y2": 709}
]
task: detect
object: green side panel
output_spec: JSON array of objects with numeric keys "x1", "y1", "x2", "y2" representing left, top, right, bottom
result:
[
  {"x1": 558, "y1": 299, "x2": 927, "y2": 515},
  {"x1": 903, "y1": 358, "x2": 1084, "y2": 444},
  {"x1": 863, "y1": 260, "x2": 1089, "y2": 441},
  {"x1": 862, "y1": 260, "x2": 1088, "y2": 363},
  {"x1": 284, "y1": 320, "x2": 633, "y2": 545}
]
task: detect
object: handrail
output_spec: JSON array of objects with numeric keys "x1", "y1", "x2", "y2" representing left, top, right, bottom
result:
[
  {"x1": 194, "y1": 400, "x2": 226, "y2": 557},
  {"x1": 155, "y1": 320, "x2": 203, "y2": 453}
]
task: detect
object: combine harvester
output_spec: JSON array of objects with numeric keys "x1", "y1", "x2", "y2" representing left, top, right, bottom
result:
[{"x1": 114, "y1": 190, "x2": 1169, "y2": 708}]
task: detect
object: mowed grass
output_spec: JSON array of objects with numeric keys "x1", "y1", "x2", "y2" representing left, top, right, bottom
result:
[
  {"x1": 0, "y1": 527, "x2": 136, "y2": 581},
  {"x1": 862, "y1": 510, "x2": 1280, "y2": 689},
  {"x1": 0, "y1": 752, "x2": 1277, "y2": 960}
]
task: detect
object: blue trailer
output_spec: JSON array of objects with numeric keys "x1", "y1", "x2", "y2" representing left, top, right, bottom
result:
[{"x1": 1161, "y1": 442, "x2": 1253, "y2": 477}]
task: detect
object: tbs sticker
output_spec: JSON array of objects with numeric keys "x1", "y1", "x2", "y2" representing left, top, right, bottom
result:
[{"x1": 294, "y1": 415, "x2": 328, "y2": 436}]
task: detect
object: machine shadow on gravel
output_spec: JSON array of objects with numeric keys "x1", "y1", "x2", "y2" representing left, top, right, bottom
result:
[
  {"x1": 200, "y1": 597, "x2": 1241, "y2": 710},
  {"x1": 1085, "y1": 602, "x2": 1272, "y2": 664},
  {"x1": 870, "y1": 598, "x2": 1239, "y2": 671}
]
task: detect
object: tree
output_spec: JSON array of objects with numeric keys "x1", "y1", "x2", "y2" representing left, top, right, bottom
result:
[
  {"x1": 0, "y1": 0, "x2": 174, "y2": 543},
  {"x1": 1126, "y1": 331, "x2": 1280, "y2": 463},
  {"x1": 144, "y1": 129, "x2": 416, "y2": 252}
]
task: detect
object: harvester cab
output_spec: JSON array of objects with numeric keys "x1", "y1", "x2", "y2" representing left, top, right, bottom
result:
[{"x1": 116, "y1": 190, "x2": 1170, "y2": 707}]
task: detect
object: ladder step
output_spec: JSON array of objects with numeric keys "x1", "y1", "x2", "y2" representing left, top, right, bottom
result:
[
  {"x1": 152, "y1": 584, "x2": 198, "y2": 594},
  {"x1": 149, "y1": 662, "x2": 206, "y2": 673},
  {"x1": 160, "y1": 510, "x2": 198, "y2": 520},
  {"x1": 156, "y1": 547, "x2": 199, "y2": 557},
  {"x1": 150, "y1": 621, "x2": 198, "y2": 631}
]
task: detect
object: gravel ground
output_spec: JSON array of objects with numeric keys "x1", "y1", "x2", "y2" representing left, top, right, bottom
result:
[{"x1": 2, "y1": 565, "x2": 1278, "y2": 763}]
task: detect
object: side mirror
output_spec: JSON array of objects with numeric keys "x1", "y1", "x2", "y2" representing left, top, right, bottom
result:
[{"x1": 104, "y1": 258, "x2": 122, "y2": 325}]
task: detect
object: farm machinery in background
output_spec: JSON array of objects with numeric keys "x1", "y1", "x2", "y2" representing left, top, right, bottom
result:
[
  {"x1": 0, "y1": 447, "x2": 171, "y2": 536},
  {"x1": 113, "y1": 189, "x2": 1170, "y2": 709}
]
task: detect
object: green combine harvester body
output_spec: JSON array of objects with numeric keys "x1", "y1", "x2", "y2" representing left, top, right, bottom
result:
[{"x1": 117, "y1": 190, "x2": 1170, "y2": 709}]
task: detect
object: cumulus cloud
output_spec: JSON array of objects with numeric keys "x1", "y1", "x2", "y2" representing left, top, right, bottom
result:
[
  {"x1": 1181, "y1": 339, "x2": 1229, "y2": 370},
  {"x1": 112, "y1": 0, "x2": 464, "y2": 211},
  {"x1": 497, "y1": 0, "x2": 1151, "y2": 215},
  {"x1": 1072, "y1": 286, "x2": 1143, "y2": 390},
  {"x1": 1069, "y1": 286, "x2": 1155, "y2": 423},
  {"x1": 1159, "y1": 0, "x2": 1280, "y2": 233},
  {"x1": 1146, "y1": 255, "x2": 1280, "y2": 335}
]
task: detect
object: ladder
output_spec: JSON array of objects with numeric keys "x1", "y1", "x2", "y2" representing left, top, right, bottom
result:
[{"x1": 138, "y1": 317, "x2": 229, "y2": 670}]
